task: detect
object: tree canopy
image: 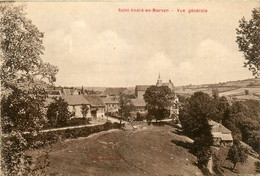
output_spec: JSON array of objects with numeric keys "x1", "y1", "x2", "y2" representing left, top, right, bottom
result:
[
  {"x1": 226, "y1": 140, "x2": 248, "y2": 171},
  {"x1": 47, "y1": 97, "x2": 71, "y2": 127},
  {"x1": 119, "y1": 94, "x2": 134, "y2": 121},
  {"x1": 0, "y1": 3, "x2": 58, "y2": 175},
  {"x1": 236, "y1": 8, "x2": 260, "y2": 77},
  {"x1": 1, "y1": 3, "x2": 58, "y2": 131},
  {"x1": 143, "y1": 85, "x2": 175, "y2": 122}
]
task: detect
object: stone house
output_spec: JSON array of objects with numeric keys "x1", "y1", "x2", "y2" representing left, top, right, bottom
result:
[
  {"x1": 61, "y1": 95, "x2": 90, "y2": 118},
  {"x1": 135, "y1": 85, "x2": 152, "y2": 99},
  {"x1": 102, "y1": 97, "x2": 120, "y2": 114},
  {"x1": 84, "y1": 95, "x2": 105, "y2": 119}
]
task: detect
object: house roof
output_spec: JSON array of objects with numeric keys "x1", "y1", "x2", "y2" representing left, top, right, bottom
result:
[
  {"x1": 49, "y1": 90, "x2": 62, "y2": 96},
  {"x1": 102, "y1": 97, "x2": 119, "y2": 104},
  {"x1": 122, "y1": 88, "x2": 135, "y2": 95},
  {"x1": 209, "y1": 120, "x2": 233, "y2": 141},
  {"x1": 61, "y1": 95, "x2": 90, "y2": 106},
  {"x1": 63, "y1": 89, "x2": 72, "y2": 95},
  {"x1": 135, "y1": 85, "x2": 152, "y2": 91},
  {"x1": 84, "y1": 95, "x2": 105, "y2": 107},
  {"x1": 102, "y1": 87, "x2": 127, "y2": 96},
  {"x1": 212, "y1": 132, "x2": 233, "y2": 141},
  {"x1": 209, "y1": 120, "x2": 231, "y2": 134},
  {"x1": 131, "y1": 99, "x2": 146, "y2": 107}
]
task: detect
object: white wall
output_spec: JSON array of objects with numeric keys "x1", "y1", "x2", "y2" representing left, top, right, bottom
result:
[{"x1": 68, "y1": 105, "x2": 91, "y2": 118}]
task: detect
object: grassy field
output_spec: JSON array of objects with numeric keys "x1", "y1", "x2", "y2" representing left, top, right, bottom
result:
[
  {"x1": 175, "y1": 78, "x2": 260, "y2": 101},
  {"x1": 27, "y1": 123, "x2": 259, "y2": 176},
  {"x1": 28, "y1": 124, "x2": 202, "y2": 176}
]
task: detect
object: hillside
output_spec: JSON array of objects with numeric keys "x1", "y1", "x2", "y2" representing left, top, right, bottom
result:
[
  {"x1": 28, "y1": 123, "x2": 259, "y2": 176},
  {"x1": 28, "y1": 124, "x2": 202, "y2": 176},
  {"x1": 175, "y1": 78, "x2": 260, "y2": 100}
]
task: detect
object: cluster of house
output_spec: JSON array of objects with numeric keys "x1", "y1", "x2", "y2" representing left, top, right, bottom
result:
[
  {"x1": 46, "y1": 88, "x2": 106, "y2": 119},
  {"x1": 45, "y1": 75, "x2": 179, "y2": 120},
  {"x1": 45, "y1": 75, "x2": 233, "y2": 146}
]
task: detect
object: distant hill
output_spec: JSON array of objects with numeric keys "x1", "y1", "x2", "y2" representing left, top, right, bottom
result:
[{"x1": 175, "y1": 78, "x2": 260, "y2": 101}]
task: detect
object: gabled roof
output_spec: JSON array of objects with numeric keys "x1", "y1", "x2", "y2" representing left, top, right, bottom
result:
[
  {"x1": 131, "y1": 99, "x2": 146, "y2": 107},
  {"x1": 61, "y1": 95, "x2": 90, "y2": 106},
  {"x1": 63, "y1": 89, "x2": 72, "y2": 95},
  {"x1": 49, "y1": 90, "x2": 62, "y2": 96},
  {"x1": 102, "y1": 97, "x2": 119, "y2": 104},
  {"x1": 209, "y1": 120, "x2": 233, "y2": 141},
  {"x1": 102, "y1": 87, "x2": 127, "y2": 96},
  {"x1": 135, "y1": 85, "x2": 152, "y2": 91},
  {"x1": 84, "y1": 95, "x2": 105, "y2": 107},
  {"x1": 209, "y1": 120, "x2": 231, "y2": 134},
  {"x1": 212, "y1": 132, "x2": 233, "y2": 141}
]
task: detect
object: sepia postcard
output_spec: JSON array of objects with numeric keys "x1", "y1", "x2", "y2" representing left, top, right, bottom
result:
[{"x1": 1, "y1": 1, "x2": 260, "y2": 176}]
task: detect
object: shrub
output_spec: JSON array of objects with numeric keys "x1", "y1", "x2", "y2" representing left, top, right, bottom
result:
[
  {"x1": 135, "y1": 112, "x2": 147, "y2": 121},
  {"x1": 46, "y1": 97, "x2": 71, "y2": 128},
  {"x1": 66, "y1": 118, "x2": 89, "y2": 126}
]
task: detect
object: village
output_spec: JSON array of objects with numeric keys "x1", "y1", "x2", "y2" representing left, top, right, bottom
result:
[
  {"x1": 1, "y1": 2, "x2": 260, "y2": 176},
  {"x1": 45, "y1": 74, "x2": 234, "y2": 148}
]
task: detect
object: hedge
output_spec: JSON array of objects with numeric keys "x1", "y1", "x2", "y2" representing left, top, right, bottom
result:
[{"x1": 3, "y1": 122, "x2": 124, "y2": 150}]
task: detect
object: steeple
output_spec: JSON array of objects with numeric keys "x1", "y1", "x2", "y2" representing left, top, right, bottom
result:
[{"x1": 156, "y1": 73, "x2": 162, "y2": 86}]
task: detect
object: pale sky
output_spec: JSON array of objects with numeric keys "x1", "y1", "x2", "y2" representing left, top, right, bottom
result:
[{"x1": 25, "y1": 2, "x2": 259, "y2": 87}]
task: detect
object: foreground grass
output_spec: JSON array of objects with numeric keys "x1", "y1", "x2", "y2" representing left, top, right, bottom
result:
[
  {"x1": 27, "y1": 124, "x2": 202, "y2": 176},
  {"x1": 27, "y1": 123, "x2": 259, "y2": 176}
]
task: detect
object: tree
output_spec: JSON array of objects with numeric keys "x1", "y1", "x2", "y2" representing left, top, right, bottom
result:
[
  {"x1": 1, "y1": 3, "x2": 58, "y2": 131},
  {"x1": 179, "y1": 92, "x2": 214, "y2": 169},
  {"x1": 47, "y1": 97, "x2": 71, "y2": 127},
  {"x1": 245, "y1": 89, "x2": 249, "y2": 95},
  {"x1": 1, "y1": 3, "x2": 58, "y2": 175},
  {"x1": 143, "y1": 85, "x2": 175, "y2": 123},
  {"x1": 119, "y1": 94, "x2": 134, "y2": 123},
  {"x1": 81, "y1": 104, "x2": 89, "y2": 119},
  {"x1": 255, "y1": 161, "x2": 260, "y2": 173},
  {"x1": 211, "y1": 96, "x2": 230, "y2": 123},
  {"x1": 226, "y1": 140, "x2": 248, "y2": 171},
  {"x1": 236, "y1": 8, "x2": 260, "y2": 77},
  {"x1": 212, "y1": 88, "x2": 220, "y2": 99},
  {"x1": 179, "y1": 91, "x2": 214, "y2": 137}
]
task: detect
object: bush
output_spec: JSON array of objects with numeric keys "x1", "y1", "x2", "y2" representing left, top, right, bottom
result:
[
  {"x1": 66, "y1": 118, "x2": 89, "y2": 126},
  {"x1": 135, "y1": 112, "x2": 147, "y2": 121},
  {"x1": 212, "y1": 153, "x2": 224, "y2": 176},
  {"x1": 46, "y1": 97, "x2": 71, "y2": 128}
]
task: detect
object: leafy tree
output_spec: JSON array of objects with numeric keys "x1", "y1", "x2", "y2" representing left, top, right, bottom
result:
[
  {"x1": 226, "y1": 140, "x2": 249, "y2": 171},
  {"x1": 255, "y1": 161, "x2": 260, "y2": 173},
  {"x1": 191, "y1": 135, "x2": 213, "y2": 167},
  {"x1": 47, "y1": 97, "x2": 71, "y2": 127},
  {"x1": 81, "y1": 104, "x2": 89, "y2": 119},
  {"x1": 143, "y1": 85, "x2": 175, "y2": 123},
  {"x1": 236, "y1": 8, "x2": 260, "y2": 77},
  {"x1": 119, "y1": 94, "x2": 134, "y2": 123},
  {"x1": 211, "y1": 96, "x2": 230, "y2": 123},
  {"x1": 212, "y1": 88, "x2": 220, "y2": 99},
  {"x1": 1, "y1": 3, "x2": 58, "y2": 175},
  {"x1": 245, "y1": 89, "x2": 249, "y2": 95},
  {"x1": 179, "y1": 91, "x2": 214, "y2": 137},
  {"x1": 222, "y1": 100, "x2": 260, "y2": 152},
  {"x1": 179, "y1": 92, "x2": 214, "y2": 169}
]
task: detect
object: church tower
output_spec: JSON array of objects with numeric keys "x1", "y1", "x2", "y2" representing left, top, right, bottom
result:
[{"x1": 156, "y1": 73, "x2": 162, "y2": 86}]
